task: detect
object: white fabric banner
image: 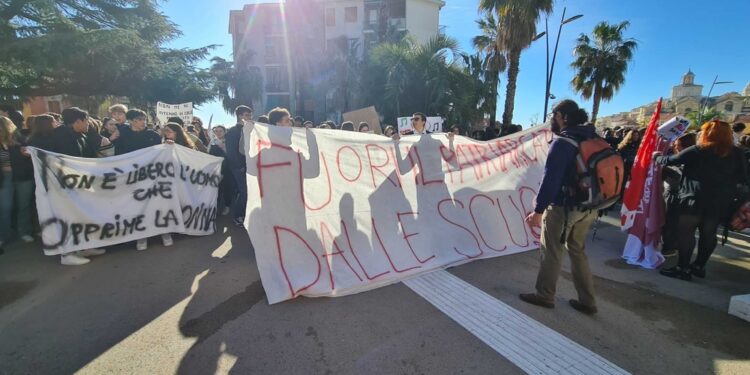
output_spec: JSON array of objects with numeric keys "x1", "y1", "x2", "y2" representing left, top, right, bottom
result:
[
  {"x1": 244, "y1": 123, "x2": 553, "y2": 304},
  {"x1": 30, "y1": 144, "x2": 223, "y2": 255},
  {"x1": 156, "y1": 102, "x2": 193, "y2": 125}
]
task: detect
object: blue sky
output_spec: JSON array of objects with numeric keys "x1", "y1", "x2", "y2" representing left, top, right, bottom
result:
[{"x1": 162, "y1": 0, "x2": 750, "y2": 126}]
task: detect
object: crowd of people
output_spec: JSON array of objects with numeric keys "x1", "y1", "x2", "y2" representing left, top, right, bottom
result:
[
  {"x1": 0, "y1": 102, "x2": 447, "y2": 264},
  {"x1": 1, "y1": 100, "x2": 748, "y2": 297}
]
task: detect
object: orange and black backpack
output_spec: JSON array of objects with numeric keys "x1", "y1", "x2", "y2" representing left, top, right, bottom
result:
[{"x1": 558, "y1": 134, "x2": 625, "y2": 210}]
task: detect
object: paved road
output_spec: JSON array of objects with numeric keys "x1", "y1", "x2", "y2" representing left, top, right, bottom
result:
[{"x1": 1, "y1": 213, "x2": 748, "y2": 374}]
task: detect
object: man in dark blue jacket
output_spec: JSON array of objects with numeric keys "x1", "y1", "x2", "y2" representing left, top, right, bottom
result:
[
  {"x1": 520, "y1": 100, "x2": 599, "y2": 315},
  {"x1": 225, "y1": 105, "x2": 253, "y2": 227}
]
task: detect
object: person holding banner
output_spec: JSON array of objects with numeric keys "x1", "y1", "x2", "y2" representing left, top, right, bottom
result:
[
  {"x1": 225, "y1": 105, "x2": 253, "y2": 227},
  {"x1": 114, "y1": 109, "x2": 161, "y2": 155},
  {"x1": 521, "y1": 100, "x2": 600, "y2": 315},
  {"x1": 48, "y1": 108, "x2": 107, "y2": 265},
  {"x1": 655, "y1": 120, "x2": 748, "y2": 280}
]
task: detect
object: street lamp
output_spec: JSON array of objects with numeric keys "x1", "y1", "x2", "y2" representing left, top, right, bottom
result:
[
  {"x1": 697, "y1": 75, "x2": 733, "y2": 124},
  {"x1": 542, "y1": 7, "x2": 583, "y2": 121}
]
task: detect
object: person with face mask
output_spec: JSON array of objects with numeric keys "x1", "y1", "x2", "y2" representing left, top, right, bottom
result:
[{"x1": 520, "y1": 99, "x2": 601, "y2": 315}]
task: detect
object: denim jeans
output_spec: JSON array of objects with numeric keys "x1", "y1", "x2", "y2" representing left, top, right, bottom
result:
[
  {"x1": 230, "y1": 167, "x2": 247, "y2": 219},
  {"x1": 14, "y1": 180, "x2": 34, "y2": 237},
  {"x1": 0, "y1": 172, "x2": 13, "y2": 242}
]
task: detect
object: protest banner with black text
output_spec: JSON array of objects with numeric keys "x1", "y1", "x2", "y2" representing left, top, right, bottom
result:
[
  {"x1": 30, "y1": 144, "x2": 223, "y2": 255},
  {"x1": 156, "y1": 102, "x2": 194, "y2": 125},
  {"x1": 243, "y1": 123, "x2": 552, "y2": 304}
]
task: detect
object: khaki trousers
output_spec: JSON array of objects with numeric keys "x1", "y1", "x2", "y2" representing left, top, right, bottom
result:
[{"x1": 535, "y1": 206, "x2": 597, "y2": 307}]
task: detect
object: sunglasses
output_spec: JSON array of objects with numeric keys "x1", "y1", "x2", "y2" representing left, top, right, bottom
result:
[{"x1": 411, "y1": 118, "x2": 421, "y2": 122}]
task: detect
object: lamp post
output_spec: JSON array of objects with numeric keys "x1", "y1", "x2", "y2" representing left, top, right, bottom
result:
[
  {"x1": 540, "y1": 7, "x2": 583, "y2": 121},
  {"x1": 697, "y1": 75, "x2": 733, "y2": 124}
]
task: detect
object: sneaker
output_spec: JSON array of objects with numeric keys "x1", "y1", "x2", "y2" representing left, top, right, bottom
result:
[
  {"x1": 221, "y1": 206, "x2": 231, "y2": 216},
  {"x1": 21, "y1": 235, "x2": 34, "y2": 243},
  {"x1": 136, "y1": 238, "x2": 148, "y2": 251},
  {"x1": 569, "y1": 299, "x2": 598, "y2": 315},
  {"x1": 61, "y1": 253, "x2": 90, "y2": 266},
  {"x1": 78, "y1": 248, "x2": 106, "y2": 257},
  {"x1": 233, "y1": 217, "x2": 245, "y2": 228},
  {"x1": 519, "y1": 293, "x2": 555, "y2": 308},
  {"x1": 161, "y1": 234, "x2": 174, "y2": 247},
  {"x1": 659, "y1": 266, "x2": 692, "y2": 281}
]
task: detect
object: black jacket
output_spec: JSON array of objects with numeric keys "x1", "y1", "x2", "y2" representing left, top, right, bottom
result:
[
  {"x1": 224, "y1": 123, "x2": 245, "y2": 170},
  {"x1": 50, "y1": 125, "x2": 102, "y2": 158},
  {"x1": 9, "y1": 129, "x2": 33, "y2": 182},
  {"x1": 657, "y1": 145, "x2": 749, "y2": 218},
  {"x1": 114, "y1": 125, "x2": 162, "y2": 155}
]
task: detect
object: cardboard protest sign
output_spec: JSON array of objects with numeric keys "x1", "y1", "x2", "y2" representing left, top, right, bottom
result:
[
  {"x1": 343, "y1": 106, "x2": 382, "y2": 134},
  {"x1": 397, "y1": 116, "x2": 444, "y2": 134},
  {"x1": 243, "y1": 123, "x2": 553, "y2": 303},
  {"x1": 156, "y1": 102, "x2": 194, "y2": 125},
  {"x1": 30, "y1": 144, "x2": 222, "y2": 255}
]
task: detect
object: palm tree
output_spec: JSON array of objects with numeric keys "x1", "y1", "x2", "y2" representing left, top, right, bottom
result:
[
  {"x1": 479, "y1": 0, "x2": 552, "y2": 127},
  {"x1": 571, "y1": 21, "x2": 638, "y2": 122},
  {"x1": 367, "y1": 34, "x2": 468, "y2": 123},
  {"x1": 209, "y1": 50, "x2": 264, "y2": 114},
  {"x1": 472, "y1": 13, "x2": 507, "y2": 127}
]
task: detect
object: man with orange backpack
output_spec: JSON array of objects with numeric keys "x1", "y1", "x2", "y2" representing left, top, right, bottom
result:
[{"x1": 520, "y1": 100, "x2": 624, "y2": 315}]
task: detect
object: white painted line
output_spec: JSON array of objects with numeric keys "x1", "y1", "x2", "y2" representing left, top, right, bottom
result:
[{"x1": 404, "y1": 270, "x2": 630, "y2": 375}]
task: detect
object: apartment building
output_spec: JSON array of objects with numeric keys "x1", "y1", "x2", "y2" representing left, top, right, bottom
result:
[{"x1": 228, "y1": 0, "x2": 444, "y2": 122}]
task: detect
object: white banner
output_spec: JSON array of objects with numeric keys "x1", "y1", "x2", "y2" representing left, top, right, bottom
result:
[
  {"x1": 244, "y1": 123, "x2": 553, "y2": 303},
  {"x1": 156, "y1": 102, "x2": 193, "y2": 125},
  {"x1": 30, "y1": 144, "x2": 223, "y2": 255},
  {"x1": 397, "y1": 116, "x2": 444, "y2": 134}
]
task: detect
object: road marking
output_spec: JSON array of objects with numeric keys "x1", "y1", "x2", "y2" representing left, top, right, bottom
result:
[{"x1": 404, "y1": 270, "x2": 630, "y2": 375}]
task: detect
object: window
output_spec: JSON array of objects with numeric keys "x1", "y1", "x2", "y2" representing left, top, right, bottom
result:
[
  {"x1": 684, "y1": 107, "x2": 693, "y2": 113},
  {"x1": 725, "y1": 102, "x2": 734, "y2": 112},
  {"x1": 326, "y1": 8, "x2": 335, "y2": 27},
  {"x1": 368, "y1": 9, "x2": 378, "y2": 25},
  {"x1": 345, "y1": 7, "x2": 357, "y2": 23},
  {"x1": 266, "y1": 66, "x2": 289, "y2": 92}
]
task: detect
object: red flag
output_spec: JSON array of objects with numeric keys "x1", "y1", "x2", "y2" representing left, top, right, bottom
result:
[
  {"x1": 621, "y1": 140, "x2": 667, "y2": 268},
  {"x1": 621, "y1": 98, "x2": 662, "y2": 230}
]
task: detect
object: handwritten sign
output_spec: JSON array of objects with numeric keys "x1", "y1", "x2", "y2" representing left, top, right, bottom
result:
[
  {"x1": 243, "y1": 123, "x2": 553, "y2": 303},
  {"x1": 156, "y1": 102, "x2": 194, "y2": 125},
  {"x1": 397, "y1": 116, "x2": 444, "y2": 134},
  {"x1": 30, "y1": 144, "x2": 223, "y2": 255}
]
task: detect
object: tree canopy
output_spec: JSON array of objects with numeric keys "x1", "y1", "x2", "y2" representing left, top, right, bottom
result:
[{"x1": 0, "y1": 0, "x2": 215, "y2": 105}]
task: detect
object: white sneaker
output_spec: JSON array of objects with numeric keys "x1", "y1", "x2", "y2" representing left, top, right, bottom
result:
[
  {"x1": 221, "y1": 206, "x2": 231, "y2": 216},
  {"x1": 136, "y1": 239, "x2": 148, "y2": 251},
  {"x1": 161, "y1": 234, "x2": 173, "y2": 247},
  {"x1": 78, "y1": 248, "x2": 106, "y2": 257},
  {"x1": 21, "y1": 235, "x2": 34, "y2": 243},
  {"x1": 61, "y1": 253, "x2": 90, "y2": 266}
]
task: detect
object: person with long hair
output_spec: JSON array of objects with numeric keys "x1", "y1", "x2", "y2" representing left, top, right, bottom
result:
[
  {"x1": 656, "y1": 120, "x2": 748, "y2": 280},
  {"x1": 520, "y1": 100, "x2": 601, "y2": 315},
  {"x1": 26, "y1": 114, "x2": 56, "y2": 151},
  {"x1": 163, "y1": 123, "x2": 196, "y2": 150}
]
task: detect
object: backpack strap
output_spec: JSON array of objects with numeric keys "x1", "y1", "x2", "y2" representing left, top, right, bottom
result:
[{"x1": 556, "y1": 136, "x2": 587, "y2": 175}]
